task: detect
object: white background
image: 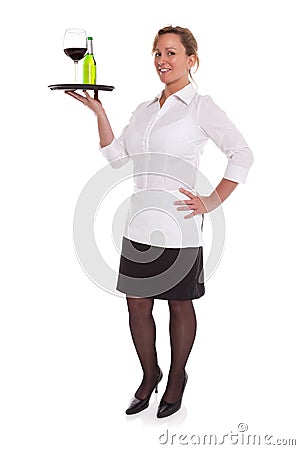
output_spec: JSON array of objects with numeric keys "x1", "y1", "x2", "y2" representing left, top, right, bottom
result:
[{"x1": 0, "y1": 0, "x2": 299, "y2": 448}]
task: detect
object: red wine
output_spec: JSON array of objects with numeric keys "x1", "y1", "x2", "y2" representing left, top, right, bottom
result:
[{"x1": 64, "y1": 47, "x2": 86, "y2": 61}]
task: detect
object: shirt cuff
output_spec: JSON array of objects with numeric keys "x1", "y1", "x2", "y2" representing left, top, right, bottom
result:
[
  {"x1": 99, "y1": 138, "x2": 119, "y2": 162},
  {"x1": 223, "y1": 162, "x2": 251, "y2": 184}
]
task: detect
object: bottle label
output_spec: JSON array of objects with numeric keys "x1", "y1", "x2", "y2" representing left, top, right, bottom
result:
[{"x1": 83, "y1": 55, "x2": 96, "y2": 84}]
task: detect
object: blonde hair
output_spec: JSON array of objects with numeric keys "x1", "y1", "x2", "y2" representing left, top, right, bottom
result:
[{"x1": 152, "y1": 25, "x2": 200, "y2": 79}]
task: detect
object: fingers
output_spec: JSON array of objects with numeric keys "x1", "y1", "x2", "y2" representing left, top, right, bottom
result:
[
  {"x1": 64, "y1": 90, "x2": 81, "y2": 97},
  {"x1": 174, "y1": 191, "x2": 202, "y2": 218},
  {"x1": 173, "y1": 199, "x2": 193, "y2": 205},
  {"x1": 184, "y1": 211, "x2": 197, "y2": 219},
  {"x1": 178, "y1": 187, "x2": 195, "y2": 199},
  {"x1": 174, "y1": 190, "x2": 196, "y2": 214},
  {"x1": 176, "y1": 205, "x2": 194, "y2": 211},
  {"x1": 65, "y1": 90, "x2": 87, "y2": 104},
  {"x1": 83, "y1": 89, "x2": 91, "y2": 98},
  {"x1": 65, "y1": 90, "x2": 90, "y2": 100},
  {"x1": 84, "y1": 90, "x2": 100, "y2": 103}
]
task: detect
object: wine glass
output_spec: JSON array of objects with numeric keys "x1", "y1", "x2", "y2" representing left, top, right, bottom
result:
[{"x1": 63, "y1": 28, "x2": 87, "y2": 83}]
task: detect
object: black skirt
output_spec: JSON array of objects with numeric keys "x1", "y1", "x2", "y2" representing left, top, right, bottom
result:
[{"x1": 116, "y1": 237, "x2": 205, "y2": 300}]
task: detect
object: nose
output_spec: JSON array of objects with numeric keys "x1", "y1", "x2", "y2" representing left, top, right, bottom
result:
[{"x1": 157, "y1": 55, "x2": 166, "y2": 66}]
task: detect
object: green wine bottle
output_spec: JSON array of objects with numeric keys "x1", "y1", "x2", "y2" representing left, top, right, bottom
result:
[{"x1": 83, "y1": 37, "x2": 96, "y2": 84}]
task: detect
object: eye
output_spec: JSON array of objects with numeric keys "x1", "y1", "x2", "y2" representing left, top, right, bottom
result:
[
  {"x1": 168, "y1": 51, "x2": 175, "y2": 56},
  {"x1": 154, "y1": 52, "x2": 161, "y2": 57}
]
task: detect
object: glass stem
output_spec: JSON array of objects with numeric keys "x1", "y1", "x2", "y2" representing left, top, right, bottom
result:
[{"x1": 74, "y1": 61, "x2": 78, "y2": 83}]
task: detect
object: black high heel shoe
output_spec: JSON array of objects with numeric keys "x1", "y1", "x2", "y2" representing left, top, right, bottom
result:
[
  {"x1": 125, "y1": 367, "x2": 163, "y2": 415},
  {"x1": 157, "y1": 371, "x2": 188, "y2": 418}
]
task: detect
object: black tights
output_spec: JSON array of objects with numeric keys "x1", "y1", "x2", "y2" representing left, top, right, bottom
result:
[{"x1": 126, "y1": 296, "x2": 197, "y2": 403}]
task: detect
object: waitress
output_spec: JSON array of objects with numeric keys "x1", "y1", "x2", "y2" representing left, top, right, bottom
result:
[{"x1": 66, "y1": 25, "x2": 254, "y2": 419}]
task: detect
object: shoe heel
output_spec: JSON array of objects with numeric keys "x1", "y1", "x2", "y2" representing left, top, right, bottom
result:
[
  {"x1": 125, "y1": 367, "x2": 163, "y2": 415},
  {"x1": 155, "y1": 367, "x2": 163, "y2": 393}
]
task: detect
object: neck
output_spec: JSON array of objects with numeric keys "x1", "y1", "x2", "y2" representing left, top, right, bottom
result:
[{"x1": 163, "y1": 79, "x2": 190, "y2": 99}]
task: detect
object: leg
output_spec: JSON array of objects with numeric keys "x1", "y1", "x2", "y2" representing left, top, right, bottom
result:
[
  {"x1": 163, "y1": 299, "x2": 197, "y2": 403},
  {"x1": 126, "y1": 296, "x2": 160, "y2": 399}
]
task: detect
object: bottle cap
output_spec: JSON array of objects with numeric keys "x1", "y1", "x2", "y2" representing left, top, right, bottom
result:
[{"x1": 87, "y1": 36, "x2": 93, "y2": 40}]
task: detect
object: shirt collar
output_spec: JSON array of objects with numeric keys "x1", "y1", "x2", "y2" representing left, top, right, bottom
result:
[{"x1": 146, "y1": 83, "x2": 197, "y2": 107}]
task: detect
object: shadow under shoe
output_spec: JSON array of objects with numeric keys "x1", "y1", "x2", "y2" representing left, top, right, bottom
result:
[
  {"x1": 125, "y1": 367, "x2": 163, "y2": 415},
  {"x1": 157, "y1": 371, "x2": 188, "y2": 419}
]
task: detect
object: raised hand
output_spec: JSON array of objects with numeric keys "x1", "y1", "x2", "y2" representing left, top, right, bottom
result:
[{"x1": 65, "y1": 89, "x2": 104, "y2": 116}]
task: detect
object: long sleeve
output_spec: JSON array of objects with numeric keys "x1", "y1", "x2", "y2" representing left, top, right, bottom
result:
[
  {"x1": 99, "y1": 123, "x2": 130, "y2": 169},
  {"x1": 198, "y1": 95, "x2": 254, "y2": 183}
]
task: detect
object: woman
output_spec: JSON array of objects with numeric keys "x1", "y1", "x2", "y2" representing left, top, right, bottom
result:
[{"x1": 66, "y1": 25, "x2": 254, "y2": 418}]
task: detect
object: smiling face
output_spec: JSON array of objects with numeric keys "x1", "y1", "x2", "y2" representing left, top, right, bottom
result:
[{"x1": 153, "y1": 33, "x2": 196, "y2": 93}]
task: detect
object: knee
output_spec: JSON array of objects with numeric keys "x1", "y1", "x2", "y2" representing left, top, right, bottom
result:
[
  {"x1": 126, "y1": 296, "x2": 154, "y2": 317},
  {"x1": 168, "y1": 299, "x2": 193, "y2": 316}
]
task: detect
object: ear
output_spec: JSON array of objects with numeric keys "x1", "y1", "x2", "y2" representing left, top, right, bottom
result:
[{"x1": 188, "y1": 54, "x2": 197, "y2": 69}]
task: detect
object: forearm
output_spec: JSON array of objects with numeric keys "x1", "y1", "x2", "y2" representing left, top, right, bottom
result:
[
  {"x1": 207, "y1": 178, "x2": 238, "y2": 211},
  {"x1": 64, "y1": 90, "x2": 115, "y2": 147},
  {"x1": 96, "y1": 109, "x2": 114, "y2": 148}
]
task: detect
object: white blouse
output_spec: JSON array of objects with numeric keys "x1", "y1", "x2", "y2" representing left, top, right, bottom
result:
[{"x1": 100, "y1": 83, "x2": 254, "y2": 248}]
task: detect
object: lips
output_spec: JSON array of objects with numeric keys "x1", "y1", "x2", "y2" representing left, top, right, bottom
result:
[{"x1": 159, "y1": 68, "x2": 171, "y2": 73}]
